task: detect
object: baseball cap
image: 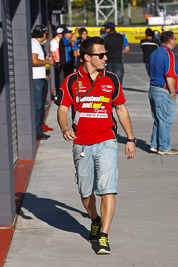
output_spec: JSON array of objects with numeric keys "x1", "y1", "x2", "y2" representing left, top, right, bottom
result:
[
  {"x1": 63, "y1": 27, "x2": 73, "y2": 35},
  {"x1": 56, "y1": 27, "x2": 64, "y2": 34},
  {"x1": 33, "y1": 24, "x2": 48, "y2": 34},
  {"x1": 104, "y1": 22, "x2": 115, "y2": 31}
]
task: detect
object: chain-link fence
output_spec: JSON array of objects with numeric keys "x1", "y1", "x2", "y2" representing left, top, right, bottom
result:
[{"x1": 62, "y1": 6, "x2": 147, "y2": 26}]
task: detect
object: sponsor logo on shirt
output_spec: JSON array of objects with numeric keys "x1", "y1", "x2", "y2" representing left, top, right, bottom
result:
[
  {"x1": 76, "y1": 96, "x2": 110, "y2": 103},
  {"x1": 101, "y1": 85, "x2": 112, "y2": 88},
  {"x1": 101, "y1": 85, "x2": 113, "y2": 92},
  {"x1": 78, "y1": 81, "x2": 82, "y2": 86},
  {"x1": 102, "y1": 88, "x2": 112, "y2": 92},
  {"x1": 80, "y1": 113, "x2": 108, "y2": 118},
  {"x1": 82, "y1": 102, "x2": 105, "y2": 109}
]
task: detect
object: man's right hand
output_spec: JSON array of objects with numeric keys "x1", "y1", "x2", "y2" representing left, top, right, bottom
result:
[
  {"x1": 167, "y1": 77, "x2": 176, "y2": 98},
  {"x1": 170, "y1": 93, "x2": 176, "y2": 98},
  {"x1": 62, "y1": 128, "x2": 77, "y2": 141},
  {"x1": 48, "y1": 58, "x2": 54, "y2": 65},
  {"x1": 46, "y1": 54, "x2": 54, "y2": 65}
]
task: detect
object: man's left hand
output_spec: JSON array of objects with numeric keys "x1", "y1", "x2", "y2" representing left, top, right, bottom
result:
[{"x1": 125, "y1": 142, "x2": 136, "y2": 159}]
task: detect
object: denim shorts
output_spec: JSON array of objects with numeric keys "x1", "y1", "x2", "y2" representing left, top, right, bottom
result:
[{"x1": 73, "y1": 139, "x2": 119, "y2": 198}]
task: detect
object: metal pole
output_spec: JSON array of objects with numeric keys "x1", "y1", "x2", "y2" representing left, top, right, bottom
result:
[
  {"x1": 120, "y1": 0, "x2": 124, "y2": 20},
  {"x1": 114, "y1": 0, "x2": 118, "y2": 25},
  {"x1": 95, "y1": 0, "x2": 99, "y2": 26},
  {"x1": 68, "y1": 0, "x2": 72, "y2": 26}
]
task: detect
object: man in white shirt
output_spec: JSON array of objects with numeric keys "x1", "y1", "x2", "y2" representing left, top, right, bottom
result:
[{"x1": 31, "y1": 24, "x2": 54, "y2": 140}]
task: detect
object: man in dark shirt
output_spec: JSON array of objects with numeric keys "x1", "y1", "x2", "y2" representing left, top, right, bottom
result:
[
  {"x1": 140, "y1": 28, "x2": 159, "y2": 75},
  {"x1": 59, "y1": 27, "x2": 78, "y2": 77},
  {"x1": 104, "y1": 22, "x2": 130, "y2": 85}
]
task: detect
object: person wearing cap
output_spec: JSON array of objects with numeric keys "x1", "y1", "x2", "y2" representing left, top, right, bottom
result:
[
  {"x1": 50, "y1": 27, "x2": 64, "y2": 94},
  {"x1": 140, "y1": 28, "x2": 159, "y2": 75},
  {"x1": 72, "y1": 27, "x2": 88, "y2": 69},
  {"x1": 31, "y1": 24, "x2": 54, "y2": 140},
  {"x1": 59, "y1": 27, "x2": 79, "y2": 77},
  {"x1": 104, "y1": 22, "x2": 130, "y2": 85}
]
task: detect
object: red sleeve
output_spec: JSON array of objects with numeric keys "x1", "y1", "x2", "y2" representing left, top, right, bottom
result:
[
  {"x1": 59, "y1": 76, "x2": 73, "y2": 107},
  {"x1": 112, "y1": 80, "x2": 126, "y2": 106},
  {"x1": 165, "y1": 50, "x2": 177, "y2": 79}
]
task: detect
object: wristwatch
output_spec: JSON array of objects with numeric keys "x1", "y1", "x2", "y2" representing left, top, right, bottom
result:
[{"x1": 127, "y1": 138, "x2": 137, "y2": 144}]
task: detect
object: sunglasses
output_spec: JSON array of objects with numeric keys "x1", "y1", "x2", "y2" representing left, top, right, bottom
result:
[{"x1": 88, "y1": 52, "x2": 107, "y2": 59}]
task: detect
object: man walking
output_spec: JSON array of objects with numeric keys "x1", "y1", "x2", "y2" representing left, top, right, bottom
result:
[
  {"x1": 104, "y1": 22, "x2": 130, "y2": 84},
  {"x1": 57, "y1": 37, "x2": 136, "y2": 254},
  {"x1": 149, "y1": 31, "x2": 178, "y2": 155}
]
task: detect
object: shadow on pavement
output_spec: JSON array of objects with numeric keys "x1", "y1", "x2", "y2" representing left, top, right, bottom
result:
[
  {"x1": 117, "y1": 134, "x2": 150, "y2": 153},
  {"x1": 123, "y1": 87, "x2": 148, "y2": 93},
  {"x1": 15, "y1": 192, "x2": 90, "y2": 241}
]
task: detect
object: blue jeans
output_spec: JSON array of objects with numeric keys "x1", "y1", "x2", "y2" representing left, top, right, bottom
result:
[
  {"x1": 73, "y1": 139, "x2": 118, "y2": 198},
  {"x1": 106, "y1": 62, "x2": 124, "y2": 84},
  {"x1": 33, "y1": 79, "x2": 44, "y2": 135},
  {"x1": 149, "y1": 85, "x2": 176, "y2": 151}
]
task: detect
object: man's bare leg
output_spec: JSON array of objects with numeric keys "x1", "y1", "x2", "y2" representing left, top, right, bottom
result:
[
  {"x1": 81, "y1": 193, "x2": 101, "y2": 243},
  {"x1": 81, "y1": 193, "x2": 98, "y2": 219},
  {"x1": 100, "y1": 194, "x2": 115, "y2": 234}
]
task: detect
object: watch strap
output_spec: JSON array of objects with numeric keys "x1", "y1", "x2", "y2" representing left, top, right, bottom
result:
[{"x1": 127, "y1": 138, "x2": 136, "y2": 143}]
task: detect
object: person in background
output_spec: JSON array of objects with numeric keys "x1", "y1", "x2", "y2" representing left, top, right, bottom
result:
[
  {"x1": 59, "y1": 27, "x2": 78, "y2": 77},
  {"x1": 72, "y1": 27, "x2": 88, "y2": 69},
  {"x1": 99, "y1": 27, "x2": 105, "y2": 37},
  {"x1": 31, "y1": 24, "x2": 54, "y2": 140},
  {"x1": 153, "y1": 30, "x2": 161, "y2": 43},
  {"x1": 50, "y1": 27, "x2": 64, "y2": 95},
  {"x1": 140, "y1": 28, "x2": 159, "y2": 75},
  {"x1": 104, "y1": 22, "x2": 130, "y2": 85},
  {"x1": 149, "y1": 31, "x2": 178, "y2": 155},
  {"x1": 57, "y1": 37, "x2": 136, "y2": 254}
]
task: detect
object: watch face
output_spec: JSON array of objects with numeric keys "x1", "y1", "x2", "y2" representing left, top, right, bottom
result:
[{"x1": 127, "y1": 138, "x2": 136, "y2": 144}]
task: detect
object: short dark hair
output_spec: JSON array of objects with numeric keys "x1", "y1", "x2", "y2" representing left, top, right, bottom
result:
[
  {"x1": 161, "y1": 31, "x2": 174, "y2": 44},
  {"x1": 80, "y1": 37, "x2": 105, "y2": 61},
  {"x1": 104, "y1": 22, "x2": 115, "y2": 31},
  {"x1": 145, "y1": 28, "x2": 153, "y2": 37},
  {"x1": 32, "y1": 24, "x2": 47, "y2": 38},
  {"x1": 78, "y1": 27, "x2": 87, "y2": 36}
]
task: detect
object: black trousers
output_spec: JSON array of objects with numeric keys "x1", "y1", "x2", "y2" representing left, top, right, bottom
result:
[{"x1": 63, "y1": 63, "x2": 74, "y2": 78}]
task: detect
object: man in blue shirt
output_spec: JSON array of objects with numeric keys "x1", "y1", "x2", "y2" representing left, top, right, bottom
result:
[
  {"x1": 104, "y1": 22, "x2": 130, "y2": 84},
  {"x1": 149, "y1": 31, "x2": 178, "y2": 155},
  {"x1": 72, "y1": 27, "x2": 88, "y2": 69},
  {"x1": 59, "y1": 27, "x2": 78, "y2": 77}
]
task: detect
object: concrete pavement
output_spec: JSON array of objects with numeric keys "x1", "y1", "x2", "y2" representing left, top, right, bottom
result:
[{"x1": 4, "y1": 63, "x2": 178, "y2": 267}]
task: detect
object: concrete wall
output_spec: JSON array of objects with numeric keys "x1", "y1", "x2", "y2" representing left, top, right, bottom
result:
[
  {"x1": 11, "y1": 0, "x2": 36, "y2": 160},
  {"x1": 0, "y1": 0, "x2": 49, "y2": 225},
  {"x1": 0, "y1": 0, "x2": 16, "y2": 226}
]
